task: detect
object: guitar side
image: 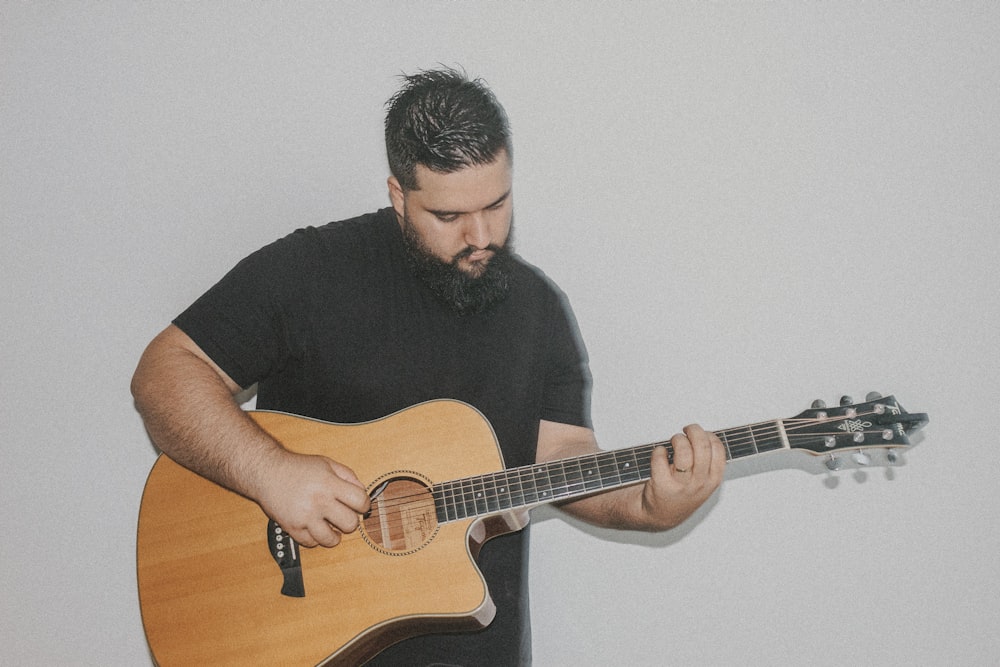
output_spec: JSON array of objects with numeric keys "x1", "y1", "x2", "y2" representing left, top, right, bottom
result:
[{"x1": 137, "y1": 400, "x2": 516, "y2": 666}]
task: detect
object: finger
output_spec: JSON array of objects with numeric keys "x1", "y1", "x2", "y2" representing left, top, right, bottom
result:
[
  {"x1": 307, "y1": 519, "x2": 343, "y2": 548},
  {"x1": 670, "y1": 431, "x2": 694, "y2": 474},
  {"x1": 684, "y1": 424, "x2": 713, "y2": 468},
  {"x1": 708, "y1": 431, "x2": 727, "y2": 478},
  {"x1": 338, "y1": 480, "x2": 372, "y2": 517},
  {"x1": 324, "y1": 498, "x2": 363, "y2": 535},
  {"x1": 281, "y1": 520, "x2": 322, "y2": 548},
  {"x1": 328, "y1": 459, "x2": 366, "y2": 489},
  {"x1": 325, "y1": 460, "x2": 372, "y2": 514},
  {"x1": 293, "y1": 531, "x2": 318, "y2": 548}
]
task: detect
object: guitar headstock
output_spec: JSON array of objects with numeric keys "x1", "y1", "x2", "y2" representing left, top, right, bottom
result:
[{"x1": 786, "y1": 393, "x2": 927, "y2": 470}]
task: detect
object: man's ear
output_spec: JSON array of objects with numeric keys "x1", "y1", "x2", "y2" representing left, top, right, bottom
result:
[{"x1": 387, "y1": 176, "x2": 404, "y2": 218}]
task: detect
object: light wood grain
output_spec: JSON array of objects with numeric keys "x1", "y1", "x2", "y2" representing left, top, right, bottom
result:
[{"x1": 137, "y1": 400, "x2": 508, "y2": 666}]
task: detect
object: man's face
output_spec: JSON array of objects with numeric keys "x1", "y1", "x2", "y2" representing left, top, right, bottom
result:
[{"x1": 389, "y1": 150, "x2": 513, "y2": 278}]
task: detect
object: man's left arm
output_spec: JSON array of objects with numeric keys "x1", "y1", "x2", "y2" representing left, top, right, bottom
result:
[{"x1": 535, "y1": 420, "x2": 726, "y2": 531}]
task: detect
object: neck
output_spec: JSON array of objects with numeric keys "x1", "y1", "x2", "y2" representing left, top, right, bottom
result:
[{"x1": 433, "y1": 420, "x2": 786, "y2": 522}]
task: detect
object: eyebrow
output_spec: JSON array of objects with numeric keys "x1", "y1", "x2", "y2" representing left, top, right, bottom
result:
[{"x1": 427, "y1": 189, "x2": 511, "y2": 218}]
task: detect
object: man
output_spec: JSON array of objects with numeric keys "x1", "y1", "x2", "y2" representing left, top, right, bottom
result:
[{"x1": 131, "y1": 67, "x2": 725, "y2": 665}]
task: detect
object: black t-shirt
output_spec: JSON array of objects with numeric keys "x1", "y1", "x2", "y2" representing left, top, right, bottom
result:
[{"x1": 174, "y1": 208, "x2": 591, "y2": 665}]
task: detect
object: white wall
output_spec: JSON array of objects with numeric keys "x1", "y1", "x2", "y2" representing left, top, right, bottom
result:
[{"x1": 3, "y1": 2, "x2": 998, "y2": 665}]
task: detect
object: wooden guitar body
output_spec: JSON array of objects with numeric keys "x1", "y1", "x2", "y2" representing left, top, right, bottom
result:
[{"x1": 137, "y1": 400, "x2": 521, "y2": 666}]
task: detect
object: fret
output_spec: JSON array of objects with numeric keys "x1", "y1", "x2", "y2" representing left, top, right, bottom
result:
[
  {"x1": 579, "y1": 453, "x2": 604, "y2": 492},
  {"x1": 447, "y1": 480, "x2": 466, "y2": 520},
  {"x1": 546, "y1": 461, "x2": 568, "y2": 500},
  {"x1": 532, "y1": 465, "x2": 553, "y2": 502},
  {"x1": 459, "y1": 478, "x2": 477, "y2": 518},
  {"x1": 724, "y1": 426, "x2": 755, "y2": 460},
  {"x1": 560, "y1": 457, "x2": 586, "y2": 497},
  {"x1": 482, "y1": 473, "x2": 500, "y2": 513},
  {"x1": 597, "y1": 451, "x2": 622, "y2": 489},
  {"x1": 438, "y1": 481, "x2": 457, "y2": 521},
  {"x1": 451, "y1": 481, "x2": 466, "y2": 520},
  {"x1": 615, "y1": 449, "x2": 643, "y2": 484},
  {"x1": 507, "y1": 468, "x2": 527, "y2": 509},
  {"x1": 755, "y1": 421, "x2": 785, "y2": 453},
  {"x1": 720, "y1": 430, "x2": 734, "y2": 461},
  {"x1": 520, "y1": 467, "x2": 540, "y2": 505},
  {"x1": 468, "y1": 477, "x2": 484, "y2": 515},
  {"x1": 493, "y1": 470, "x2": 514, "y2": 511},
  {"x1": 431, "y1": 486, "x2": 451, "y2": 523},
  {"x1": 633, "y1": 445, "x2": 652, "y2": 479}
]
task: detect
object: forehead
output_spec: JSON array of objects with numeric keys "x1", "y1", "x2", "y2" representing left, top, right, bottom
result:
[{"x1": 409, "y1": 152, "x2": 512, "y2": 212}]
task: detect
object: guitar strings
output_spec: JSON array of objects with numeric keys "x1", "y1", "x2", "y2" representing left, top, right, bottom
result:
[
  {"x1": 370, "y1": 443, "x2": 883, "y2": 526},
  {"x1": 366, "y1": 410, "x2": 890, "y2": 517},
  {"x1": 363, "y1": 409, "x2": 895, "y2": 525}
]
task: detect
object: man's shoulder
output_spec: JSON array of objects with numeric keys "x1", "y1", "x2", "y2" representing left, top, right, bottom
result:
[
  {"x1": 256, "y1": 208, "x2": 397, "y2": 267},
  {"x1": 297, "y1": 207, "x2": 396, "y2": 247},
  {"x1": 509, "y1": 253, "x2": 568, "y2": 302}
]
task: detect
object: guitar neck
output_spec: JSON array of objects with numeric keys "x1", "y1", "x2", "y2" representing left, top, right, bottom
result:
[{"x1": 433, "y1": 420, "x2": 787, "y2": 523}]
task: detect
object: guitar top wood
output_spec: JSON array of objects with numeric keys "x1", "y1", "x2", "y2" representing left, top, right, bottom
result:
[{"x1": 137, "y1": 400, "x2": 514, "y2": 666}]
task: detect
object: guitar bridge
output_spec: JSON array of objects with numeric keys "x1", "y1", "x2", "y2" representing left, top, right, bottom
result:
[{"x1": 267, "y1": 520, "x2": 305, "y2": 597}]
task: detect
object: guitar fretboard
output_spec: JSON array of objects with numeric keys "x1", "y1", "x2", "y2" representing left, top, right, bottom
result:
[{"x1": 433, "y1": 420, "x2": 787, "y2": 523}]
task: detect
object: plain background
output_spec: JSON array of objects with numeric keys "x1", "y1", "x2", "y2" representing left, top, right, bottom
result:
[{"x1": 3, "y1": 2, "x2": 998, "y2": 665}]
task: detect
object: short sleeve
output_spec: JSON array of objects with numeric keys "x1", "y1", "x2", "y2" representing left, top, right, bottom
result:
[
  {"x1": 538, "y1": 287, "x2": 593, "y2": 429},
  {"x1": 172, "y1": 232, "x2": 312, "y2": 389}
]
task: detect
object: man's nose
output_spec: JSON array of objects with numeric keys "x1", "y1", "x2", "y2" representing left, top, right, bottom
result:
[{"x1": 463, "y1": 214, "x2": 491, "y2": 249}]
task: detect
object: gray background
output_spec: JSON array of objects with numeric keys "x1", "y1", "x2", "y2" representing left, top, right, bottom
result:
[{"x1": 3, "y1": 2, "x2": 998, "y2": 664}]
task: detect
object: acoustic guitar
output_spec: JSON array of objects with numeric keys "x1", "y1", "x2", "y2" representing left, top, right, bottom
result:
[{"x1": 137, "y1": 393, "x2": 926, "y2": 665}]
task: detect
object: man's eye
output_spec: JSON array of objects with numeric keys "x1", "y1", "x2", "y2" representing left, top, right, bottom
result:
[{"x1": 436, "y1": 213, "x2": 460, "y2": 223}]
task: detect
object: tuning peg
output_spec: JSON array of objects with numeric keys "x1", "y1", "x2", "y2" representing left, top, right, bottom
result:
[
  {"x1": 811, "y1": 399, "x2": 827, "y2": 409},
  {"x1": 840, "y1": 395, "x2": 854, "y2": 406},
  {"x1": 851, "y1": 451, "x2": 872, "y2": 466},
  {"x1": 825, "y1": 455, "x2": 843, "y2": 471},
  {"x1": 866, "y1": 391, "x2": 883, "y2": 401},
  {"x1": 886, "y1": 450, "x2": 899, "y2": 464}
]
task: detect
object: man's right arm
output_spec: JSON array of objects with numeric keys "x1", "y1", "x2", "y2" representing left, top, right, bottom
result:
[{"x1": 131, "y1": 324, "x2": 369, "y2": 547}]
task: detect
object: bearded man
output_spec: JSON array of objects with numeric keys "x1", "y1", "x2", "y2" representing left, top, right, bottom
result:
[{"x1": 132, "y1": 67, "x2": 724, "y2": 666}]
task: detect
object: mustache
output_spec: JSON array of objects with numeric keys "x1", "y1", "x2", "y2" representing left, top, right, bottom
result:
[{"x1": 452, "y1": 243, "x2": 505, "y2": 262}]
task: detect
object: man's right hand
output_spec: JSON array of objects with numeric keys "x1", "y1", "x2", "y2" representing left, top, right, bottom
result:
[{"x1": 252, "y1": 450, "x2": 372, "y2": 548}]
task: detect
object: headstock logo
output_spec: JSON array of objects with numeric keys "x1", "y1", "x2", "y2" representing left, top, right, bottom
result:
[{"x1": 838, "y1": 419, "x2": 873, "y2": 433}]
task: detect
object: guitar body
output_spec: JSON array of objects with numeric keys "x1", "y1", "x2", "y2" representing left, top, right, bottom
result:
[{"x1": 137, "y1": 400, "x2": 523, "y2": 666}]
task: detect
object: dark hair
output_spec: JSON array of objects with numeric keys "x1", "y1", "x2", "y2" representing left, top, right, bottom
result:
[{"x1": 385, "y1": 67, "x2": 512, "y2": 191}]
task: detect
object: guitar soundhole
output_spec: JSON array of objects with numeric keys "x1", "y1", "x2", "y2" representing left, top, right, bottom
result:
[{"x1": 362, "y1": 476, "x2": 439, "y2": 555}]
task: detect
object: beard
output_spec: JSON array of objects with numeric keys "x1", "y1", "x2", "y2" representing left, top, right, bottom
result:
[{"x1": 401, "y1": 212, "x2": 514, "y2": 315}]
